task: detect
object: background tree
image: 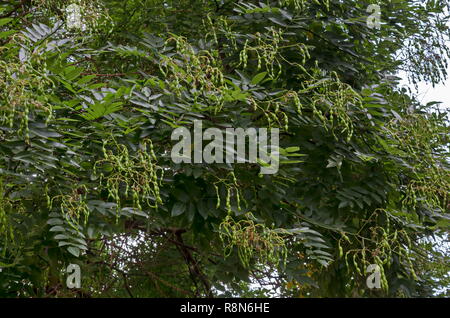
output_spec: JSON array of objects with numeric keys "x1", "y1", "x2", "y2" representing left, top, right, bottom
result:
[{"x1": 0, "y1": 0, "x2": 448, "y2": 297}]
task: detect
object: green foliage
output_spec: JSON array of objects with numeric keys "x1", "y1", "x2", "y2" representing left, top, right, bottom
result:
[{"x1": 0, "y1": 0, "x2": 448, "y2": 297}]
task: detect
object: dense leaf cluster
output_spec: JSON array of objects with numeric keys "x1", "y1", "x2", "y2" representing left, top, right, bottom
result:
[{"x1": 0, "y1": 0, "x2": 448, "y2": 297}]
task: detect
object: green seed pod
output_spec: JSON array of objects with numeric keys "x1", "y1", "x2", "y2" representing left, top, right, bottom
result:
[
  {"x1": 226, "y1": 187, "x2": 231, "y2": 214},
  {"x1": 213, "y1": 184, "x2": 220, "y2": 209}
]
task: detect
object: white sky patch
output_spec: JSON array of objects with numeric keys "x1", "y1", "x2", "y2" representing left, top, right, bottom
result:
[{"x1": 399, "y1": 75, "x2": 450, "y2": 112}]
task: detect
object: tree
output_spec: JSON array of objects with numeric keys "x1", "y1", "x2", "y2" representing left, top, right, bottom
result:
[{"x1": 0, "y1": 0, "x2": 448, "y2": 297}]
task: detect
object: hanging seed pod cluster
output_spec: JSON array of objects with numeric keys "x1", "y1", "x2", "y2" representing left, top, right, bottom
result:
[
  {"x1": 213, "y1": 172, "x2": 246, "y2": 215},
  {"x1": 0, "y1": 57, "x2": 53, "y2": 142},
  {"x1": 237, "y1": 28, "x2": 310, "y2": 80},
  {"x1": 157, "y1": 35, "x2": 226, "y2": 113},
  {"x1": 0, "y1": 179, "x2": 16, "y2": 254},
  {"x1": 219, "y1": 213, "x2": 288, "y2": 268},
  {"x1": 93, "y1": 138, "x2": 164, "y2": 214},
  {"x1": 297, "y1": 71, "x2": 363, "y2": 141},
  {"x1": 49, "y1": 186, "x2": 90, "y2": 230},
  {"x1": 338, "y1": 210, "x2": 419, "y2": 291},
  {"x1": 245, "y1": 89, "x2": 308, "y2": 131},
  {"x1": 238, "y1": 28, "x2": 285, "y2": 79},
  {"x1": 386, "y1": 113, "x2": 449, "y2": 212}
]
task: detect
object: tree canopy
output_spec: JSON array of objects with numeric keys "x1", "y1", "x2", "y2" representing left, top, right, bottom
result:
[{"x1": 0, "y1": 0, "x2": 449, "y2": 297}]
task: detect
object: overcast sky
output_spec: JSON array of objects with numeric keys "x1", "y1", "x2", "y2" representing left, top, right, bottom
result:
[{"x1": 400, "y1": 76, "x2": 450, "y2": 112}]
